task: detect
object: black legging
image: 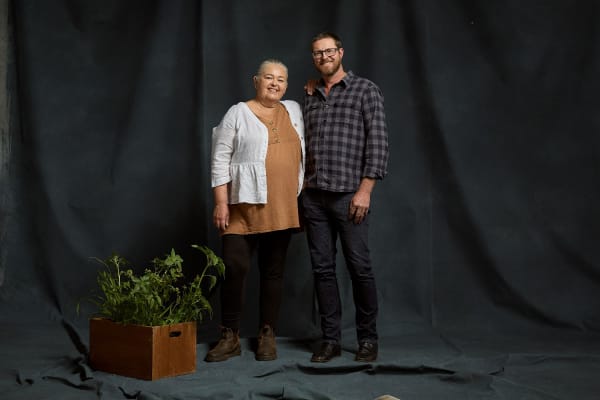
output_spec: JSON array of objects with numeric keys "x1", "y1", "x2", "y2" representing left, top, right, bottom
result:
[{"x1": 220, "y1": 230, "x2": 292, "y2": 331}]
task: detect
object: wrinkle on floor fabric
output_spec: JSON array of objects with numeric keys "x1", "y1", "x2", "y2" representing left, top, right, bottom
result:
[{"x1": 1, "y1": 317, "x2": 600, "y2": 400}]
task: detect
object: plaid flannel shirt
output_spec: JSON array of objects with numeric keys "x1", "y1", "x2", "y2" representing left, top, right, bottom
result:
[{"x1": 302, "y1": 71, "x2": 389, "y2": 192}]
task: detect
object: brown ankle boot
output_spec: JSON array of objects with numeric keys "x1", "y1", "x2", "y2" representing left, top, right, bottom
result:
[
  {"x1": 205, "y1": 327, "x2": 241, "y2": 362},
  {"x1": 255, "y1": 325, "x2": 277, "y2": 361}
]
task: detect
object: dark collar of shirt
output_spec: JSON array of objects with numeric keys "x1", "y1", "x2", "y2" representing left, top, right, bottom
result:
[{"x1": 315, "y1": 70, "x2": 352, "y2": 97}]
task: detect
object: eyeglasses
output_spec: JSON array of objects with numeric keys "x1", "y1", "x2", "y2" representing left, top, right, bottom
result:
[{"x1": 311, "y1": 47, "x2": 339, "y2": 59}]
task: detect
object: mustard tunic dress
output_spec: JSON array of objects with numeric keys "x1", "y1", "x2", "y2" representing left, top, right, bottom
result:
[{"x1": 223, "y1": 103, "x2": 301, "y2": 235}]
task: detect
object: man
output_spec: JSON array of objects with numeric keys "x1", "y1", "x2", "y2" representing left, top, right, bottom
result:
[{"x1": 302, "y1": 32, "x2": 389, "y2": 363}]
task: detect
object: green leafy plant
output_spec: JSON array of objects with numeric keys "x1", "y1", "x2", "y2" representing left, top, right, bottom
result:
[{"x1": 88, "y1": 244, "x2": 225, "y2": 326}]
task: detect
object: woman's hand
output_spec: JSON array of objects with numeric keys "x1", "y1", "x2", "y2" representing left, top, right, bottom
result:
[
  {"x1": 213, "y1": 184, "x2": 230, "y2": 231},
  {"x1": 213, "y1": 203, "x2": 230, "y2": 231}
]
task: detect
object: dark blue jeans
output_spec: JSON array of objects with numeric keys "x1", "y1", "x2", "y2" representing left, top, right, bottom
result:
[{"x1": 301, "y1": 189, "x2": 378, "y2": 344}]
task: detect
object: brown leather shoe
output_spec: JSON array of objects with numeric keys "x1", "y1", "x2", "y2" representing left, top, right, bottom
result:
[
  {"x1": 255, "y1": 325, "x2": 277, "y2": 361},
  {"x1": 310, "y1": 342, "x2": 341, "y2": 362},
  {"x1": 205, "y1": 327, "x2": 241, "y2": 362},
  {"x1": 355, "y1": 341, "x2": 378, "y2": 362}
]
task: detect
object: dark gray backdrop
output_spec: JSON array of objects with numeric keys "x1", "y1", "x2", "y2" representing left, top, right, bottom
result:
[{"x1": 1, "y1": 1, "x2": 600, "y2": 399}]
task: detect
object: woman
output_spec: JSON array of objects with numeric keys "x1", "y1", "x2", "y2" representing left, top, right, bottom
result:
[{"x1": 207, "y1": 59, "x2": 304, "y2": 362}]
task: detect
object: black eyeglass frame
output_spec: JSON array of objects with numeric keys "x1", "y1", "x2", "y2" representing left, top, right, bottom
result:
[{"x1": 311, "y1": 47, "x2": 340, "y2": 59}]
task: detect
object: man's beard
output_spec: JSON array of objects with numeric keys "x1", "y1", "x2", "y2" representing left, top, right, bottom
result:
[{"x1": 318, "y1": 59, "x2": 341, "y2": 77}]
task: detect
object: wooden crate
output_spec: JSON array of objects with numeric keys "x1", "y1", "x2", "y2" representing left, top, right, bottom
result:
[{"x1": 89, "y1": 318, "x2": 196, "y2": 380}]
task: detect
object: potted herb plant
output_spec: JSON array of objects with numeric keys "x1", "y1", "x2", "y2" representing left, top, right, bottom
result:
[{"x1": 87, "y1": 244, "x2": 225, "y2": 380}]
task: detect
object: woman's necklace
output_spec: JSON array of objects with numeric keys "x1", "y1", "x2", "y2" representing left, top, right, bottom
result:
[{"x1": 253, "y1": 100, "x2": 280, "y2": 144}]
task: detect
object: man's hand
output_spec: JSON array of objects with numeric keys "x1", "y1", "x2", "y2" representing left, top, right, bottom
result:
[
  {"x1": 304, "y1": 78, "x2": 320, "y2": 95},
  {"x1": 348, "y1": 178, "x2": 376, "y2": 224},
  {"x1": 349, "y1": 191, "x2": 370, "y2": 224}
]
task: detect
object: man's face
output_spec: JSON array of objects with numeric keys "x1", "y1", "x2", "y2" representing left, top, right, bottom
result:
[{"x1": 311, "y1": 38, "x2": 344, "y2": 77}]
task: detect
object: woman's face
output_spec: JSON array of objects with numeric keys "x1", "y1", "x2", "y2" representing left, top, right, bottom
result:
[{"x1": 254, "y1": 63, "x2": 288, "y2": 103}]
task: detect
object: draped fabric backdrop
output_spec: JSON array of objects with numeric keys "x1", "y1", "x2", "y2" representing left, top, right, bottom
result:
[{"x1": 1, "y1": 1, "x2": 599, "y2": 399}]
